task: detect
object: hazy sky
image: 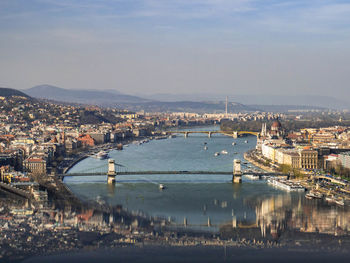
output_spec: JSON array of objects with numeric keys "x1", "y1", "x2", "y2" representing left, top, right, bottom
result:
[{"x1": 1, "y1": 0, "x2": 350, "y2": 99}]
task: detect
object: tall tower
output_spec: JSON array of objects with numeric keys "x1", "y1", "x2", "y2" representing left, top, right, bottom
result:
[{"x1": 225, "y1": 96, "x2": 228, "y2": 117}]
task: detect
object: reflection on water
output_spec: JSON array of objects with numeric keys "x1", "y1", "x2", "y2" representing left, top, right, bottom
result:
[
  {"x1": 1, "y1": 189, "x2": 349, "y2": 240},
  {"x1": 254, "y1": 194, "x2": 350, "y2": 238},
  {"x1": 62, "y1": 126, "x2": 350, "y2": 239}
]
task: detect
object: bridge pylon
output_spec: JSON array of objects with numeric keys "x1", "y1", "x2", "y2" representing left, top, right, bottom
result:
[
  {"x1": 232, "y1": 159, "x2": 242, "y2": 183},
  {"x1": 232, "y1": 131, "x2": 238, "y2": 139},
  {"x1": 107, "y1": 159, "x2": 117, "y2": 184}
]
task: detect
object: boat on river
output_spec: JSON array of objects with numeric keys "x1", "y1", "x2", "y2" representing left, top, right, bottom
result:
[
  {"x1": 305, "y1": 191, "x2": 323, "y2": 199},
  {"x1": 220, "y1": 150, "x2": 228, "y2": 154},
  {"x1": 244, "y1": 174, "x2": 260, "y2": 180},
  {"x1": 335, "y1": 198, "x2": 345, "y2": 206},
  {"x1": 159, "y1": 184, "x2": 165, "y2": 190},
  {"x1": 267, "y1": 178, "x2": 305, "y2": 191},
  {"x1": 325, "y1": 196, "x2": 336, "y2": 203},
  {"x1": 214, "y1": 152, "x2": 220, "y2": 157},
  {"x1": 95, "y1": 151, "x2": 108, "y2": 160}
]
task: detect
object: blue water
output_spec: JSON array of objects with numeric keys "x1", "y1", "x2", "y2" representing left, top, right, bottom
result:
[{"x1": 64, "y1": 126, "x2": 341, "y2": 229}]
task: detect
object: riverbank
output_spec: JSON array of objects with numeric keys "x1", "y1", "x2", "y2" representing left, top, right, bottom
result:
[{"x1": 243, "y1": 150, "x2": 278, "y2": 173}]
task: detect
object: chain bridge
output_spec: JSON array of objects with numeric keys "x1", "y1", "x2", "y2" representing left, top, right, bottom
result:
[{"x1": 59, "y1": 159, "x2": 286, "y2": 184}]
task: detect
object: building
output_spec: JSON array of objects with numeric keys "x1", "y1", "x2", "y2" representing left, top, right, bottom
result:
[
  {"x1": 77, "y1": 134, "x2": 95, "y2": 148},
  {"x1": 262, "y1": 144, "x2": 318, "y2": 169},
  {"x1": 256, "y1": 120, "x2": 285, "y2": 150},
  {"x1": 23, "y1": 158, "x2": 47, "y2": 175},
  {"x1": 299, "y1": 148, "x2": 318, "y2": 169},
  {"x1": 339, "y1": 151, "x2": 350, "y2": 169},
  {"x1": 87, "y1": 132, "x2": 109, "y2": 144}
]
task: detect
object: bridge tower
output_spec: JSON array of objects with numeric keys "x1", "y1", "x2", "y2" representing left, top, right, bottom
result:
[
  {"x1": 232, "y1": 131, "x2": 238, "y2": 139},
  {"x1": 232, "y1": 159, "x2": 242, "y2": 183},
  {"x1": 107, "y1": 159, "x2": 117, "y2": 184}
]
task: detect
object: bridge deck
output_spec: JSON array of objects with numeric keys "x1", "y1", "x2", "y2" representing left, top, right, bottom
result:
[
  {"x1": 61, "y1": 171, "x2": 284, "y2": 177},
  {"x1": 166, "y1": 130, "x2": 259, "y2": 136}
]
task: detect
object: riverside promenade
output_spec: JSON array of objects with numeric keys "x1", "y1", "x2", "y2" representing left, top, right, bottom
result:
[{"x1": 243, "y1": 150, "x2": 278, "y2": 173}]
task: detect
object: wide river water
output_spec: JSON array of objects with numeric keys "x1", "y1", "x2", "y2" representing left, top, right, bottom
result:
[{"x1": 65, "y1": 126, "x2": 350, "y2": 235}]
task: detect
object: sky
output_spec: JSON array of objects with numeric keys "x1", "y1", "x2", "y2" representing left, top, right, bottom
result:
[{"x1": 0, "y1": 0, "x2": 350, "y2": 99}]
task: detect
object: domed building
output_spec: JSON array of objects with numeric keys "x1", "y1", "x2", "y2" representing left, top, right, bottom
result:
[
  {"x1": 256, "y1": 119, "x2": 285, "y2": 150},
  {"x1": 271, "y1": 119, "x2": 282, "y2": 131},
  {"x1": 269, "y1": 119, "x2": 284, "y2": 138}
]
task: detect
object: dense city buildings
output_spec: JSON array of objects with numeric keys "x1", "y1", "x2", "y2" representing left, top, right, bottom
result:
[{"x1": 1, "y1": 94, "x2": 350, "y2": 262}]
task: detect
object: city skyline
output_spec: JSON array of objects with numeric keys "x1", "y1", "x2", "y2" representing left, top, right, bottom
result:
[{"x1": 1, "y1": 0, "x2": 350, "y2": 100}]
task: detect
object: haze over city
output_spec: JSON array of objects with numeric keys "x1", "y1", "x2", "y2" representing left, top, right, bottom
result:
[
  {"x1": 1, "y1": 0, "x2": 350, "y2": 100},
  {"x1": 3, "y1": 1, "x2": 350, "y2": 263}
]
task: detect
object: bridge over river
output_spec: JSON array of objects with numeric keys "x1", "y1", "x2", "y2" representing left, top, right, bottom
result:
[
  {"x1": 166, "y1": 130, "x2": 259, "y2": 138},
  {"x1": 59, "y1": 159, "x2": 286, "y2": 184}
]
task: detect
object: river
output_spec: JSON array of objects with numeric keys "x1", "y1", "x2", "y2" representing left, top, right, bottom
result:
[{"x1": 64, "y1": 126, "x2": 350, "y2": 234}]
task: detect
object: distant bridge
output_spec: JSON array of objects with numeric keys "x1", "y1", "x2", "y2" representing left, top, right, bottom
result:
[{"x1": 165, "y1": 130, "x2": 259, "y2": 138}]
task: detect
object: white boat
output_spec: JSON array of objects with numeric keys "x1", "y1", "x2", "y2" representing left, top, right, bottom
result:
[
  {"x1": 305, "y1": 191, "x2": 323, "y2": 199},
  {"x1": 232, "y1": 142, "x2": 236, "y2": 146},
  {"x1": 268, "y1": 178, "x2": 305, "y2": 191},
  {"x1": 244, "y1": 140, "x2": 248, "y2": 143},
  {"x1": 214, "y1": 152, "x2": 220, "y2": 157},
  {"x1": 305, "y1": 193, "x2": 314, "y2": 200},
  {"x1": 244, "y1": 174, "x2": 260, "y2": 180},
  {"x1": 95, "y1": 151, "x2": 108, "y2": 160},
  {"x1": 159, "y1": 184, "x2": 165, "y2": 190},
  {"x1": 204, "y1": 146, "x2": 208, "y2": 150},
  {"x1": 220, "y1": 150, "x2": 228, "y2": 154},
  {"x1": 325, "y1": 196, "x2": 336, "y2": 203},
  {"x1": 335, "y1": 199, "x2": 345, "y2": 206}
]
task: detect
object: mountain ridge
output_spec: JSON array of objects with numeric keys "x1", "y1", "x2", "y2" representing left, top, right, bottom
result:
[
  {"x1": 24, "y1": 85, "x2": 152, "y2": 105},
  {"x1": 0, "y1": 87, "x2": 31, "y2": 98}
]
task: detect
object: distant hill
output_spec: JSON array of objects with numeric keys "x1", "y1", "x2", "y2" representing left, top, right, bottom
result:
[
  {"x1": 119, "y1": 101, "x2": 258, "y2": 113},
  {"x1": 24, "y1": 85, "x2": 257, "y2": 112},
  {"x1": 24, "y1": 85, "x2": 152, "y2": 106},
  {"x1": 140, "y1": 93, "x2": 349, "y2": 110},
  {"x1": 0, "y1": 87, "x2": 31, "y2": 98},
  {"x1": 24, "y1": 84, "x2": 331, "y2": 113}
]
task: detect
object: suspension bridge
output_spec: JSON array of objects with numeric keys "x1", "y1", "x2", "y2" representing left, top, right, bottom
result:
[{"x1": 58, "y1": 159, "x2": 286, "y2": 184}]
